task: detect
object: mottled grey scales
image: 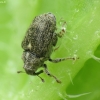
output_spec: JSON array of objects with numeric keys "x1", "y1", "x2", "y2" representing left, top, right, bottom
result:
[
  {"x1": 22, "y1": 13, "x2": 57, "y2": 57},
  {"x1": 18, "y1": 13, "x2": 75, "y2": 83}
]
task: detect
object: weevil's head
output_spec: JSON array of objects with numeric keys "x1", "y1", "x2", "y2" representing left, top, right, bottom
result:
[{"x1": 22, "y1": 51, "x2": 42, "y2": 75}]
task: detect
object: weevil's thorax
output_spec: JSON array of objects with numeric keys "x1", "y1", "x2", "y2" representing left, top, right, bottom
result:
[{"x1": 22, "y1": 51, "x2": 43, "y2": 75}]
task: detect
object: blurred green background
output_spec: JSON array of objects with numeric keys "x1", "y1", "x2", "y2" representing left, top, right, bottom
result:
[{"x1": 0, "y1": 0, "x2": 100, "y2": 100}]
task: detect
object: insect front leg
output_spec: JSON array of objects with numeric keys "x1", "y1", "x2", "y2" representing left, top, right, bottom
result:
[
  {"x1": 33, "y1": 70, "x2": 43, "y2": 75},
  {"x1": 49, "y1": 57, "x2": 78, "y2": 63},
  {"x1": 33, "y1": 70, "x2": 44, "y2": 82},
  {"x1": 43, "y1": 64, "x2": 61, "y2": 83}
]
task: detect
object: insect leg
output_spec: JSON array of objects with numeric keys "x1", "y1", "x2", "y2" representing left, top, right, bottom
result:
[
  {"x1": 53, "y1": 46, "x2": 59, "y2": 52},
  {"x1": 49, "y1": 57, "x2": 79, "y2": 63},
  {"x1": 57, "y1": 20, "x2": 67, "y2": 38},
  {"x1": 33, "y1": 70, "x2": 44, "y2": 82},
  {"x1": 43, "y1": 64, "x2": 61, "y2": 83},
  {"x1": 33, "y1": 70, "x2": 43, "y2": 75}
]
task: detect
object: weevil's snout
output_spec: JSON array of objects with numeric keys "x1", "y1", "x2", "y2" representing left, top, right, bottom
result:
[
  {"x1": 23, "y1": 61, "x2": 38, "y2": 75},
  {"x1": 24, "y1": 65, "x2": 35, "y2": 75},
  {"x1": 17, "y1": 67, "x2": 35, "y2": 76}
]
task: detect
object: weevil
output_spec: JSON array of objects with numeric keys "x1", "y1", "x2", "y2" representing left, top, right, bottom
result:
[{"x1": 17, "y1": 13, "x2": 77, "y2": 83}]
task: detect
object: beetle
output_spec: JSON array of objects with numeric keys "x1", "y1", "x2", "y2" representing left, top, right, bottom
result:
[{"x1": 17, "y1": 13, "x2": 76, "y2": 83}]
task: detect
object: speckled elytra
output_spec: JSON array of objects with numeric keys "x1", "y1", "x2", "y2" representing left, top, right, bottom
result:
[{"x1": 17, "y1": 13, "x2": 76, "y2": 83}]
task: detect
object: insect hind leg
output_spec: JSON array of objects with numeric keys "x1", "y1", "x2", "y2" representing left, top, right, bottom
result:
[{"x1": 49, "y1": 57, "x2": 78, "y2": 63}]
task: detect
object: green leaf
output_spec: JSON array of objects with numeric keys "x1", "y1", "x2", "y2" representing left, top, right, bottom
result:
[{"x1": 1, "y1": 0, "x2": 100, "y2": 100}]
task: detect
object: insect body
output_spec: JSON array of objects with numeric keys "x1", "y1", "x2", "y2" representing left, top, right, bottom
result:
[{"x1": 18, "y1": 13, "x2": 75, "y2": 83}]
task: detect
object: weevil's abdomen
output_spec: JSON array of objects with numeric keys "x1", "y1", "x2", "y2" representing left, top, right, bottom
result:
[{"x1": 22, "y1": 13, "x2": 57, "y2": 58}]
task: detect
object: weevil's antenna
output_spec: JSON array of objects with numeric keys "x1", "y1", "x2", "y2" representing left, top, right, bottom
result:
[{"x1": 17, "y1": 71, "x2": 25, "y2": 73}]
